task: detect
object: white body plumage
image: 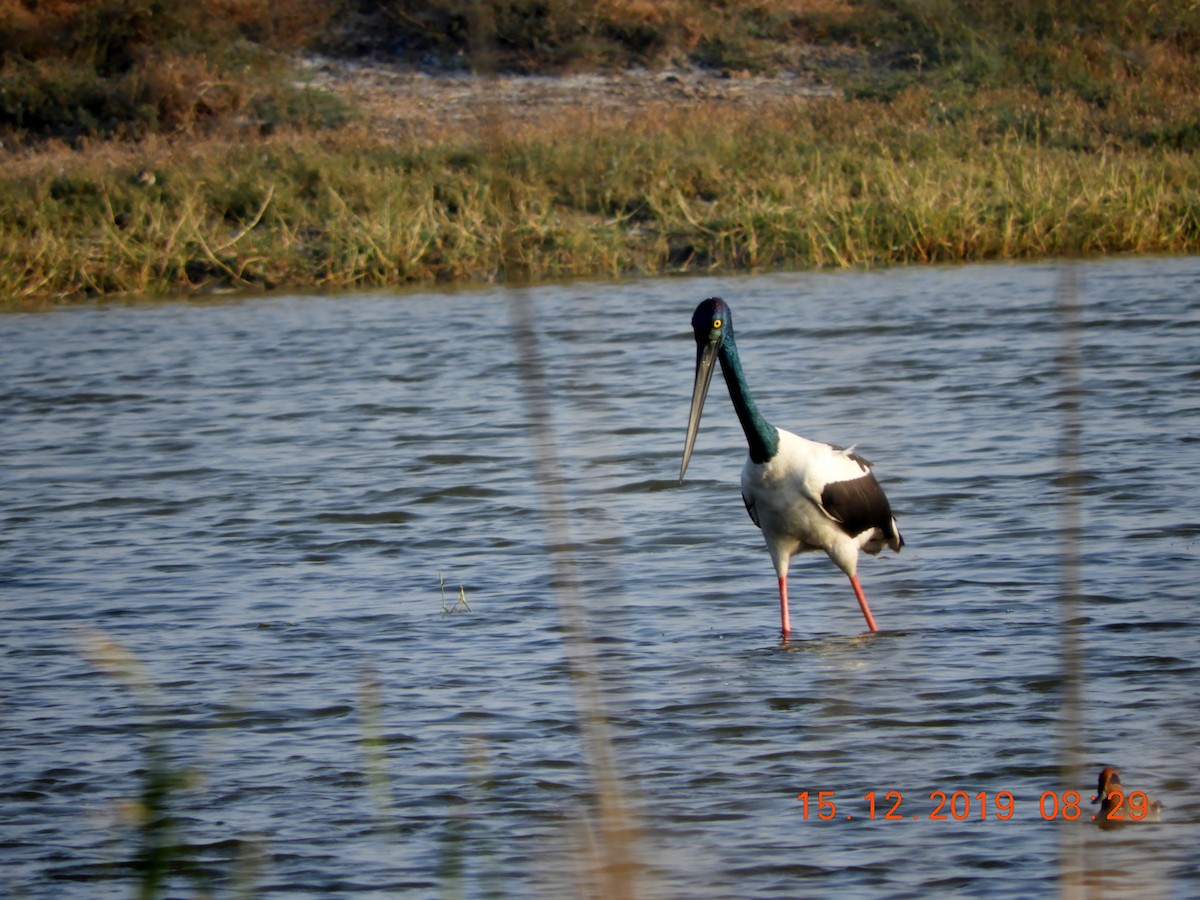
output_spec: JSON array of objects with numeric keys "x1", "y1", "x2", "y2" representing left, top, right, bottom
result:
[{"x1": 741, "y1": 429, "x2": 903, "y2": 585}]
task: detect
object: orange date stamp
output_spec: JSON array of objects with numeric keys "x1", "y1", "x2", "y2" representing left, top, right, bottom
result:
[{"x1": 796, "y1": 789, "x2": 1157, "y2": 822}]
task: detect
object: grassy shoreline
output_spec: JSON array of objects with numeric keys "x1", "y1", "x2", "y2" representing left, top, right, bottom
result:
[
  {"x1": 4, "y1": 0, "x2": 1200, "y2": 307},
  {"x1": 4, "y1": 85, "x2": 1199, "y2": 308}
]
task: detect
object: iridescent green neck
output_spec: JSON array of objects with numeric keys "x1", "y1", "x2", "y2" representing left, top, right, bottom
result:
[{"x1": 719, "y1": 335, "x2": 778, "y2": 464}]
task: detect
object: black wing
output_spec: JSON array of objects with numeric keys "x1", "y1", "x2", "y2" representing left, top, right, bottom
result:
[{"x1": 820, "y1": 469, "x2": 901, "y2": 546}]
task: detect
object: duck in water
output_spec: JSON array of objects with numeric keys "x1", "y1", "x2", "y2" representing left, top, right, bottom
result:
[{"x1": 1094, "y1": 766, "x2": 1163, "y2": 829}]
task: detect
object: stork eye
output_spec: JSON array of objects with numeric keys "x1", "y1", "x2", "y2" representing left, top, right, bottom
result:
[{"x1": 712, "y1": 318, "x2": 723, "y2": 329}]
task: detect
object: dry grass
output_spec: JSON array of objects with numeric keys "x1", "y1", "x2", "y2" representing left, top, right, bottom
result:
[{"x1": 3, "y1": 84, "x2": 1199, "y2": 306}]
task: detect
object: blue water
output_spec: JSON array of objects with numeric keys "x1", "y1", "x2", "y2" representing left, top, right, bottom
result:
[{"x1": 3, "y1": 256, "x2": 1198, "y2": 897}]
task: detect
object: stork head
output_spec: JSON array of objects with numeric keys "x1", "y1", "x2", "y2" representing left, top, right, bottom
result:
[
  {"x1": 691, "y1": 296, "x2": 732, "y2": 346},
  {"x1": 680, "y1": 297, "x2": 731, "y2": 482}
]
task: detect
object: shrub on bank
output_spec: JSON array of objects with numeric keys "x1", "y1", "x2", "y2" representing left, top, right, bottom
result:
[
  {"x1": 2, "y1": 0, "x2": 1199, "y2": 143},
  {"x1": 0, "y1": 0, "x2": 336, "y2": 140}
]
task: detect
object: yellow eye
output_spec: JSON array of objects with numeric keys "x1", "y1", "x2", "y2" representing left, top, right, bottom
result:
[{"x1": 712, "y1": 318, "x2": 723, "y2": 329}]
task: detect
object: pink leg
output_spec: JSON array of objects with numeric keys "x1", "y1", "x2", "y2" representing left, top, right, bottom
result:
[
  {"x1": 778, "y1": 575, "x2": 791, "y2": 637},
  {"x1": 850, "y1": 575, "x2": 879, "y2": 632}
]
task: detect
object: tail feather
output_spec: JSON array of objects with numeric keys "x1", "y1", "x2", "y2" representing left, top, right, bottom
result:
[{"x1": 862, "y1": 519, "x2": 903, "y2": 556}]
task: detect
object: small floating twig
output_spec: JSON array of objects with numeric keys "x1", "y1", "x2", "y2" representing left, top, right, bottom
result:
[{"x1": 439, "y1": 571, "x2": 472, "y2": 614}]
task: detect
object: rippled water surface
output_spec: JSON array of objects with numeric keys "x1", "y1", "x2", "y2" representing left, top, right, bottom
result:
[{"x1": 3, "y1": 258, "x2": 1199, "y2": 898}]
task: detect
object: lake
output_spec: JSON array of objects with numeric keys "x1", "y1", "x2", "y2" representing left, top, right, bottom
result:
[{"x1": 3, "y1": 256, "x2": 1198, "y2": 897}]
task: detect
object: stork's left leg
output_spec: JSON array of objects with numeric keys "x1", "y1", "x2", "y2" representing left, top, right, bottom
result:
[
  {"x1": 849, "y1": 575, "x2": 879, "y2": 632},
  {"x1": 778, "y1": 575, "x2": 792, "y2": 637}
]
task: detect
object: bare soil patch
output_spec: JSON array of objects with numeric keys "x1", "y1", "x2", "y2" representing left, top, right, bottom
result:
[{"x1": 294, "y1": 54, "x2": 843, "y2": 137}]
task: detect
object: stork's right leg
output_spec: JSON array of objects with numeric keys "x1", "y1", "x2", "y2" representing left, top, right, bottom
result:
[{"x1": 849, "y1": 575, "x2": 879, "y2": 632}]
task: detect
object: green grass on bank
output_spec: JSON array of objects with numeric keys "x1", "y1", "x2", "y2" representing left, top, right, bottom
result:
[
  {"x1": 4, "y1": 86, "x2": 1199, "y2": 305},
  {"x1": 2, "y1": 1, "x2": 1200, "y2": 304}
]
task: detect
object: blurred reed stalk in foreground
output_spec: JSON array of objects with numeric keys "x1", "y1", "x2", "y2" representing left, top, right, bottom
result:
[
  {"x1": 510, "y1": 290, "x2": 641, "y2": 898},
  {"x1": 1056, "y1": 265, "x2": 1087, "y2": 897}
]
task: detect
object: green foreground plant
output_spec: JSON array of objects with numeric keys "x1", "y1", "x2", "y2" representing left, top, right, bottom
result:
[{"x1": 78, "y1": 630, "x2": 218, "y2": 898}]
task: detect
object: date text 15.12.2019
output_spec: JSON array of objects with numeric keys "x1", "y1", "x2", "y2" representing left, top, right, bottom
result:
[{"x1": 796, "y1": 790, "x2": 1156, "y2": 822}]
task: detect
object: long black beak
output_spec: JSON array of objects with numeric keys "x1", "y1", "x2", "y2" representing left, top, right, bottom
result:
[{"x1": 680, "y1": 339, "x2": 720, "y2": 482}]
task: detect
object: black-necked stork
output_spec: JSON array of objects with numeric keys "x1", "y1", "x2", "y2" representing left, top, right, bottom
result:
[{"x1": 679, "y1": 297, "x2": 903, "y2": 636}]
